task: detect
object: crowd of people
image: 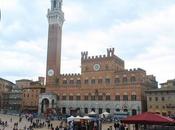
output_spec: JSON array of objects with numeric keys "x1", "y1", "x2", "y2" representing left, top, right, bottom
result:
[
  {"x1": 106, "y1": 122, "x2": 128, "y2": 130},
  {"x1": 0, "y1": 113, "x2": 130, "y2": 130},
  {"x1": 0, "y1": 118, "x2": 8, "y2": 130},
  {"x1": 0, "y1": 114, "x2": 70, "y2": 130}
]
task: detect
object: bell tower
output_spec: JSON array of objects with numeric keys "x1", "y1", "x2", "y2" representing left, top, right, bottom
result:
[{"x1": 46, "y1": 0, "x2": 64, "y2": 86}]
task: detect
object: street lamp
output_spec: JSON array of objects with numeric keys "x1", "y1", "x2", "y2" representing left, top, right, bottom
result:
[
  {"x1": 137, "y1": 106, "x2": 140, "y2": 114},
  {"x1": 96, "y1": 103, "x2": 98, "y2": 113}
]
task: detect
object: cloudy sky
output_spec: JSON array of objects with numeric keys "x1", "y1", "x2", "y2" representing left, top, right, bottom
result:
[{"x1": 0, "y1": 0, "x2": 175, "y2": 85}]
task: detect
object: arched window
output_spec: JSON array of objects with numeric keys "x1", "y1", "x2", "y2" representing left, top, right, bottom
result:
[
  {"x1": 84, "y1": 79, "x2": 89, "y2": 84},
  {"x1": 69, "y1": 79, "x2": 74, "y2": 84},
  {"x1": 63, "y1": 80, "x2": 67, "y2": 84},
  {"x1": 123, "y1": 109, "x2": 128, "y2": 112},
  {"x1": 130, "y1": 76, "x2": 136, "y2": 83},
  {"x1": 106, "y1": 108, "x2": 110, "y2": 113},
  {"x1": 116, "y1": 108, "x2": 120, "y2": 112},
  {"x1": 91, "y1": 108, "x2": 95, "y2": 112},
  {"x1": 122, "y1": 77, "x2": 127, "y2": 83},
  {"x1": 76, "y1": 79, "x2": 81, "y2": 84},
  {"x1": 123, "y1": 93, "x2": 128, "y2": 101},
  {"x1": 115, "y1": 94, "x2": 120, "y2": 101},
  {"x1": 53, "y1": 0, "x2": 57, "y2": 8},
  {"x1": 131, "y1": 92, "x2": 137, "y2": 101},
  {"x1": 115, "y1": 78, "x2": 120, "y2": 84},
  {"x1": 84, "y1": 108, "x2": 88, "y2": 114},
  {"x1": 59, "y1": 1, "x2": 61, "y2": 8},
  {"x1": 132, "y1": 109, "x2": 137, "y2": 115}
]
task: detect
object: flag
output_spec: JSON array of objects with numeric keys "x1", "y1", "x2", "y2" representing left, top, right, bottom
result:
[{"x1": 0, "y1": 9, "x2": 1, "y2": 21}]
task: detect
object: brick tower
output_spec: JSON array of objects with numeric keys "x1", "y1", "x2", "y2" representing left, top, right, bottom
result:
[{"x1": 46, "y1": 0, "x2": 64, "y2": 86}]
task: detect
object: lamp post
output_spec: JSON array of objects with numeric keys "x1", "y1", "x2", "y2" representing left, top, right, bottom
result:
[
  {"x1": 96, "y1": 102, "x2": 98, "y2": 114},
  {"x1": 137, "y1": 106, "x2": 140, "y2": 114}
]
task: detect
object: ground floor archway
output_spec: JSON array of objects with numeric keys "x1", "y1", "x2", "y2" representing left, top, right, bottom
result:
[{"x1": 41, "y1": 98, "x2": 49, "y2": 113}]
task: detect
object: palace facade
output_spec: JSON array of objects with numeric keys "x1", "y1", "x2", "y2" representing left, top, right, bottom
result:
[
  {"x1": 16, "y1": 77, "x2": 45, "y2": 112},
  {"x1": 39, "y1": 0, "x2": 158, "y2": 116},
  {"x1": 146, "y1": 79, "x2": 175, "y2": 116}
]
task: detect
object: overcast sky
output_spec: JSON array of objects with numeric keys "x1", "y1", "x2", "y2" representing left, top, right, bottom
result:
[{"x1": 0, "y1": 0, "x2": 175, "y2": 85}]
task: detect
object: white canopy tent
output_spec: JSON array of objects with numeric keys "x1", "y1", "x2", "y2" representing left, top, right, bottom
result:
[
  {"x1": 88, "y1": 111, "x2": 97, "y2": 115},
  {"x1": 100, "y1": 111, "x2": 110, "y2": 118},
  {"x1": 83, "y1": 116, "x2": 92, "y2": 120},
  {"x1": 67, "y1": 116, "x2": 75, "y2": 122},
  {"x1": 67, "y1": 115, "x2": 93, "y2": 122},
  {"x1": 74, "y1": 116, "x2": 82, "y2": 121}
]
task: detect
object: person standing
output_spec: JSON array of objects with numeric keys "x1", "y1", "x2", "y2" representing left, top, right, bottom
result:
[
  {"x1": 114, "y1": 122, "x2": 120, "y2": 130},
  {"x1": 119, "y1": 123, "x2": 125, "y2": 130}
]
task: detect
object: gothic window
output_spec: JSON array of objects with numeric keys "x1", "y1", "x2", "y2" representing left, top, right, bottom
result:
[
  {"x1": 98, "y1": 79, "x2": 103, "y2": 84},
  {"x1": 69, "y1": 80, "x2": 74, "y2": 84},
  {"x1": 131, "y1": 95, "x2": 137, "y2": 101},
  {"x1": 84, "y1": 96, "x2": 88, "y2": 100},
  {"x1": 63, "y1": 80, "x2": 67, "y2": 84},
  {"x1": 106, "y1": 95, "x2": 111, "y2": 100},
  {"x1": 116, "y1": 108, "x2": 120, "y2": 112},
  {"x1": 124, "y1": 109, "x2": 128, "y2": 112},
  {"x1": 105, "y1": 78, "x2": 110, "y2": 84},
  {"x1": 130, "y1": 76, "x2": 136, "y2": 83},
  {"x1": 62, "y1": 96, "x2": 67, "y2": 100},
  {"x1": 115, "y1": 95, "x2": 120, "y2": 101},
  {"x1": 155, "y1": 97, "x2": 158, "y2": 101},
  {"x1": 91, "y1": 108, "x2": 95, "y2": 112},
  {"x1": 85, "y1": 67, "x2": 88, "y2": 71},
  {"x1": 53, "y1": 0, "x2": 57, "y2": 8},
  {"x1": 91, "y1": 79, "x2": 96, "y2": 84},
  {"x1": 84, "y1": 108, "x2": 88, "y2": 114},
  {"x1": 59, "y1": 2, "x2": 61, "y2": 8},
  {"x1": 99, "y1": 108, "x2": 103, "y2": 114},
  {"x1": 76, "y1": 96, "x2": 81, "y2": 100},
  {"x1": 76, "y1": 80, "x2": 81, "y2": 84},
  {"x1": 115, "y1": 78, "x2": 120, "y2": 84},
  {"x1": 98, "y1": 95, "x2": 103, "y2": 100},
  {"x1": 149, "y1": 97, "x2": 152, "y2": 101},
  {"x1": 84, "y1": 79, "x2": 89, "y2": 84},
  {"x1": 161, "y1": 97, "x2": 165, "y2": 101},
  {"x1": 69, "y1": 96, "x2": 73, "y2": 100},
  {"x1": 123, "y1": 95, "x2": 128, "y2": 101},
  {"x1": 122, "y1": 77, "x2": 127, "y2": 83},
  {"x1": 91, "y1": 95, "x2": 95, "y2": 100},
  {"x1": 106, "y1": 108, "x2": 110, "y2": 113}
]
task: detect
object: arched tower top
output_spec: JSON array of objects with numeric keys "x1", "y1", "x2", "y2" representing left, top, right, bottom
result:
[
  {"x1": 51, "y1": 0, "x2": 63, "y2": 10},
  {"x1": 47, "y1": 0, "x2": 64, "y2": 26}
]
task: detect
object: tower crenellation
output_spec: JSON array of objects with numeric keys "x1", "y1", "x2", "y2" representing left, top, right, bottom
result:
[
  {"x1": 81, "y1": 51, "x2": 88, "y2": 60},
  {"x1": 81, "y1": 48, "x2": 119, "y2": 62},
  {"x1": 107, "y1": 48, "x2": 115, "y2": 57},
  {"x1": 61, "y1": 73, "x2": 81, "y2": 77}
]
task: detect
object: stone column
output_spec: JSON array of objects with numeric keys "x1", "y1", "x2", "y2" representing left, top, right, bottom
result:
[
  {"x1": 49, "y1": 99, "x2": 52, "y2": 108},
  {"x1": 38, "y1": 102, "x2": 41, "y2": 115}
]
